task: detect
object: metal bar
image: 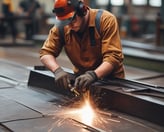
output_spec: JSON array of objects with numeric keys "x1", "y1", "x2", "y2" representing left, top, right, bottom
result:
[
  {"x1": 70, "y1": 118, "x2": 106, "y2": 132},
  {"x1": 99, "y1": 78, "x2": 164, "y2": 94}
]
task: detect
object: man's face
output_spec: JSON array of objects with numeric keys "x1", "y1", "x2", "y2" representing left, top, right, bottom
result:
[{"x1": 68, "y1": 14, "x2": 84, "y2": 32}]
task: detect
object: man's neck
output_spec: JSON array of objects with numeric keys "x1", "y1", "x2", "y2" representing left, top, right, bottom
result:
[{"x1": 78, "y1": 10, "x2": 89, "y2": 33}]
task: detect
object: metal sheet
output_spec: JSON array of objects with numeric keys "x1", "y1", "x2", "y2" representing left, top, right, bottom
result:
[
  {"x1": 90, "y1": 83, "x2": 164, "y2": 126},
  {"x1": 3, "y1": 113, "x2": 161, "y2": 132},
  {"x1": 1, "y1": 58, "x2": 164, "y2": 131},
  {"x1": 3, "y1": 117, "x2": 85, "y2": 132},
  {"x1": 0, "y1": 97, "x2": 41, "y2": 122},
  {"x1": 0, "y1": 59, "x2": 30, "y2": 83},
  {"x1": 0, "y1": 79, "x2": 14, "y2": 88},
  {"x1": 0, "y1": 87, "x2": 65, "y2": 115},
  {"x1": 28, "y1": 69, "x2": 164, "y2": 128}
]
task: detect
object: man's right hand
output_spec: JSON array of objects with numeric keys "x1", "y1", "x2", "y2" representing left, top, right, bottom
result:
[{"x1": 53, "y1": 67, "x2": 70, "y2": 89}]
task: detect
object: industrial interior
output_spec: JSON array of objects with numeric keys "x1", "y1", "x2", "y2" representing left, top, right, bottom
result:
[{"x1": 0, "y1": 0, "x2": 164, "y2": 132}]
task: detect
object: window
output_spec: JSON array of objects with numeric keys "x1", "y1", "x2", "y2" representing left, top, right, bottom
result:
[
  {"x1": 96, "y1": 0, "x2": 109, "y2": 6},
  {"x1": 111, "y1": 0, "x2": 124, "y2": 6},
  {"x1": 132, "y1": 0, "x2": 147, "y2": 6},
  {"x1": 149, "y1": 0, "x2": 161, "y2": 7}
]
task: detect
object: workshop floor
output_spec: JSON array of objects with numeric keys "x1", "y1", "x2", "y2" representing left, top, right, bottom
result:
[
  {"x1": 0, "y1": 41, "x2": 164, "y2": 132},
  {"x1": 0, "y1": 44, "x2": 162, "y2": 81},
  {"x1": 1, "y1": 59, "x2": 163, "y2": 132}
]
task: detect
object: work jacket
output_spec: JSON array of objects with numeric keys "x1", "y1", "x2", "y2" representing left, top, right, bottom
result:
[{"x1": 40, "y1": 8, "x2": 125, "y2": 79}]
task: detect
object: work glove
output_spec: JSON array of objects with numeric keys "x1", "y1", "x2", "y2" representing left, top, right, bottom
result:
[
  {"x1": 53, "y1": 67, "x2": 70, "y2": 89},
  {"x1": 74, "y1": 70, "x2": 98, "y2": 92}
]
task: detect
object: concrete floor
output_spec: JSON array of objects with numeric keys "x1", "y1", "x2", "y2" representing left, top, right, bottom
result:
[
  {"x1": 0, "y1": 45, "x2": 72, "y2": 67},
  {"x1": 0, "y1": 44, "x2": 162, "y2": 81}
]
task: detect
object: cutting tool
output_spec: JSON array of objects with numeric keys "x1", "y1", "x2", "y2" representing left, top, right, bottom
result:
[{"x1": 68, "y1": 83, "x2": 80, "y2": 96}]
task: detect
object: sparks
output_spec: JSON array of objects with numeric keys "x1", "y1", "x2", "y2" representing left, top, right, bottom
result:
[
  {"x1": 51, "y1": 94, "x2": 96, "y2": 126},
  {"x1": 78, "y1": 100, "x2": 95, "y2": 125},
  {"x1": 49, "y1": 92, "x2": 119, "y2": 132}
]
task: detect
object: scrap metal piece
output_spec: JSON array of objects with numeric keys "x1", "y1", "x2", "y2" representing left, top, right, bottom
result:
[{"x1": 70, "y1": 118, "x2": 107, "y2": 132}]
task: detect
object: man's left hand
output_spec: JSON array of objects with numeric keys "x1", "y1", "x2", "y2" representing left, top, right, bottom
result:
[{"x1": 74, "y1": 71, "x2": 98, "y2": 91}]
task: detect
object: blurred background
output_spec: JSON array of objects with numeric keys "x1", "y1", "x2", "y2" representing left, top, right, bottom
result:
[{"x1": 0, "y1": 0, "x2": 164, "y2": 44}]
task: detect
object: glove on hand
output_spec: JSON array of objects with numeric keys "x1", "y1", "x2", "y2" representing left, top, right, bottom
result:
[
  {"x1": 53, "y1": 67, "x2": 70, "y2": 89},
  {"x1": 74, "y1": 70, "x2": 98, "y2": 91}
]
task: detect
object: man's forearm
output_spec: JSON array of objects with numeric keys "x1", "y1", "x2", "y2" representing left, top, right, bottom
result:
[
  {"x1": 40, "y1": 55, "x2": 59, "y2": 72},
  {"x1": 94, "y1": 61, "x2": 114, "y2": 79}
]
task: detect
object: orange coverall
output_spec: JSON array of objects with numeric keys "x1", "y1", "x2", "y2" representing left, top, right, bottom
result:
[{"x1": 40, "y1": 8, "x2": 125, "y2": 79}]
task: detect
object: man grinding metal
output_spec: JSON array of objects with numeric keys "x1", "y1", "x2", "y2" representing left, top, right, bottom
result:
[{"x1": 40, "y1": 0, "x2": 125, "y2": 94}]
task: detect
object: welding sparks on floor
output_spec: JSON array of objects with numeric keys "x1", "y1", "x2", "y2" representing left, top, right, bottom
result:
[
  {"x1": 52, "y1": 92, "x2": 96, "y2": 125},
  {"x1": 79, "y1": 99, "x2": 95, "y2": 125},
  {"x1": 48, "y1": 91, "x2": 119, "y2": 132}
]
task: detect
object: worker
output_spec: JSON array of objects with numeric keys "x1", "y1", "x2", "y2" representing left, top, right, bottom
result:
[
  {"x1": 19, "y1": 0, "x2": 41, "y2": 40},
  {"x1": 40, "y1": 0, "x2": 125, "y2": 93},
  {"x1": 2, "y1": 0, "x2": 17, "y2": 43}
]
